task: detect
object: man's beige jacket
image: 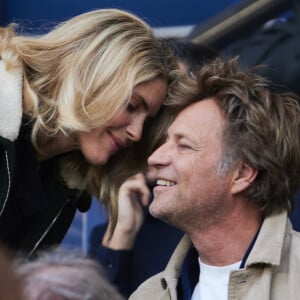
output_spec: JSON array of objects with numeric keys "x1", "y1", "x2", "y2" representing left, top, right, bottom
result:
[{"x1": 130, "y1": 211, "x2": 300, "y2": 300}]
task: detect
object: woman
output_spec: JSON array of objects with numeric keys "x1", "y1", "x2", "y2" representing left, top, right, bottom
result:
[{"x1": 0, "y1": 8, "x2": 177, "y2": 257}]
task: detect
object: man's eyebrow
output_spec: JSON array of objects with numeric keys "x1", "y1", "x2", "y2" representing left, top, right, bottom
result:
[{"x1": 170, "y1": 130, "x2": 186, "y2": 139}]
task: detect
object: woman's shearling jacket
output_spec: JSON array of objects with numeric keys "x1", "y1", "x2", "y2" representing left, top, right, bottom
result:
[{"x1": 0, "y1": 60, "x2": 90, "y2": 257}]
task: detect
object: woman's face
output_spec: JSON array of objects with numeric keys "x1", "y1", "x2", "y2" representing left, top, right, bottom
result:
[{"x1": 77, "y1": 77, "x2": 168, "y2": 166}]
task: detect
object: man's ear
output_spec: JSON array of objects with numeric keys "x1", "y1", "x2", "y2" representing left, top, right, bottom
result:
[{"x1": 231, "y1": 162, "x2": 258, "y2": 195}]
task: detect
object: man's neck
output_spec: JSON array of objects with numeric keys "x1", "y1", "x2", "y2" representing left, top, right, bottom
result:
[{"x1": 188, "y1": 203, "x2": 262, "y2": 267}]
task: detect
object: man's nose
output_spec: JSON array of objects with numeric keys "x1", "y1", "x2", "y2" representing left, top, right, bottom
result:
[{"x1": 148, "y1": 143, "x2": 167, "y2": 166}]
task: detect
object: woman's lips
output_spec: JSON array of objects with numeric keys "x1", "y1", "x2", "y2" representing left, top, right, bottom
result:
[{"x1": 109, "y1": 134, "x2": 125, "y2": 154}]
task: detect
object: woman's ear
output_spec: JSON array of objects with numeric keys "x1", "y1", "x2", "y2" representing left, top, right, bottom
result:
[{"x1": 231, "y1": 162, "x2": 258, "y2": 195}]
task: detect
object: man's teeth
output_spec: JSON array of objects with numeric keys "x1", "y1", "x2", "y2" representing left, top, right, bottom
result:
[{"x1": 157, "y1": 179, "x2": 176, "y2": 186}]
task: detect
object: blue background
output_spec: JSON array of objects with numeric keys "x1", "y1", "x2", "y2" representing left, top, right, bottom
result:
[{"x1": 1, "y1": 0, "x2": 239, "y2": 29}]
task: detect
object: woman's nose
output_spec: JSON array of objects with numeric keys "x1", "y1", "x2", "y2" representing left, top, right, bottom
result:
[{"x1": 126, "y1": 118, "x2": 144, "y2": 142}]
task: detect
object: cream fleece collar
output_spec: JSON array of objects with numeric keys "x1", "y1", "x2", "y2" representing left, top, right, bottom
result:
[{"x1": 0, "y1": 60, "x2": 23, "y2": 142}]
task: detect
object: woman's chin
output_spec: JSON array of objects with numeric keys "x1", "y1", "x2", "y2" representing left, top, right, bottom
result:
[{"x1": 84, "y1": 154, "x2": 108, "y2": 167}]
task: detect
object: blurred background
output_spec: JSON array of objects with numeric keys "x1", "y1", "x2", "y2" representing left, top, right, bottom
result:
[
  {"x1": 1, "y1": 0, "x2": 298, "y2": 251},
  {"x1": 1, "y1": 0, "x2": 239, "y2": 36}
]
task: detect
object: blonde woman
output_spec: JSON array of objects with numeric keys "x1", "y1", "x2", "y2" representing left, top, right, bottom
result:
[{"x1": 0, "y1": 8, "x2": 177, "y2": 257}]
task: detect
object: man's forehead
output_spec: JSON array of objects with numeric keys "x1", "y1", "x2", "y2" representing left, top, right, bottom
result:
[{"x1": 173, "y1": 99, "x2": 223, "y2": 126}]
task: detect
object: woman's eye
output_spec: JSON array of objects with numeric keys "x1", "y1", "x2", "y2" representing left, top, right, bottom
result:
[
  {"x1": 127, "y1": 102, "x2": 138, "y2": 112},
  {"x1": 144, "y1": 116, "x2": 152, "y2": 124}
]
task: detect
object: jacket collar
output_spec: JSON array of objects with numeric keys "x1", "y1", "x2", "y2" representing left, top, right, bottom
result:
[
  {"x1": 154, "y1": 212, "x2": 289, "y2": 300},
  {"x1": 245, "y1": 211, "x2": 289, "y2": 267},
  {"x1": 164, "y1": 234, "x2": 192, "y2": 278},
  {"x1": 163, "y1": 235, "x2": 192, "y2": 300},
  {"x1": 0, "y1": 60, "x2": 23, "y2": 142},
  {"x1": 164, "y1": 211, "x2": 289, "y2": 273}
]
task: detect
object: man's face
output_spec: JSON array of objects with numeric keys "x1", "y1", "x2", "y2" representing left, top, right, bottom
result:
[{"x1": 148, "y1": 98, "x2": 234, "y2": 232}]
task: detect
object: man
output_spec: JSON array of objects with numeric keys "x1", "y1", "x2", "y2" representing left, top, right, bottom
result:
[{"x1": 130, "y1": 57, "x2": 300, "y2": 300}]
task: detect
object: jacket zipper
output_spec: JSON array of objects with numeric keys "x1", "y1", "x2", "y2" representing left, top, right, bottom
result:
[
  {"x1": 0, "y1": 151, "x2": 11, "y2": 217},
  {"x1": 26, "y1": 197, "x2": 72, "y2": 259}
]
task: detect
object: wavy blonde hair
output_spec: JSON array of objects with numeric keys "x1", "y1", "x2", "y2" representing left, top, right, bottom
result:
[{"x1": 0, "y1": 9, "x2": 178, "y2": 228}]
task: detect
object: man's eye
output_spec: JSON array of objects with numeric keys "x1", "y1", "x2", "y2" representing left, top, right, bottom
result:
[{"x1": 178, "y1": 144, "x2": 191, "y2": 150}]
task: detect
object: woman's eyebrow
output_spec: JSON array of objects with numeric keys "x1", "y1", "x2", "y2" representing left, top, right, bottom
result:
[{"x1": 134, "y1": 93, "x2": 153, "y2": 114}]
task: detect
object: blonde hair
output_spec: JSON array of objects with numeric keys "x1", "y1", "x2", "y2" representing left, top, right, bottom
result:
[{"x1": 0, "y1": 9, "x2": 177, "y2": 228}]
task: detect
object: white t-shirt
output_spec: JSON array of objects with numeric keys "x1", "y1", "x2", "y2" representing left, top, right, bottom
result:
[{"x1": 191, "y1": 257, "x2": 241, "y2": 300}]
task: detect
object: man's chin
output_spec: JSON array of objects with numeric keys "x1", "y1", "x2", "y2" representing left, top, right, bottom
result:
[
  {"x1": 149, "y1": 202, "x2": 167, "y2": 220},
  {"x1": 150, "y1": 212, "x2": 175, "y2": 229}
]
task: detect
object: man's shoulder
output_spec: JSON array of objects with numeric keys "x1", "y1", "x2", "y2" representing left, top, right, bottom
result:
[
  {"x1": 130, "y1": 235, "x2": 192, "y2": 300},
  {"x1": 129, "y1": 272, "x2": 171, "y2": 300}
]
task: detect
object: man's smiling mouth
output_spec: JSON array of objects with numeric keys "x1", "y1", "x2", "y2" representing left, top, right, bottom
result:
[{"x1": 156, "y1": 179, "x2": 176, "y2": 186}]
